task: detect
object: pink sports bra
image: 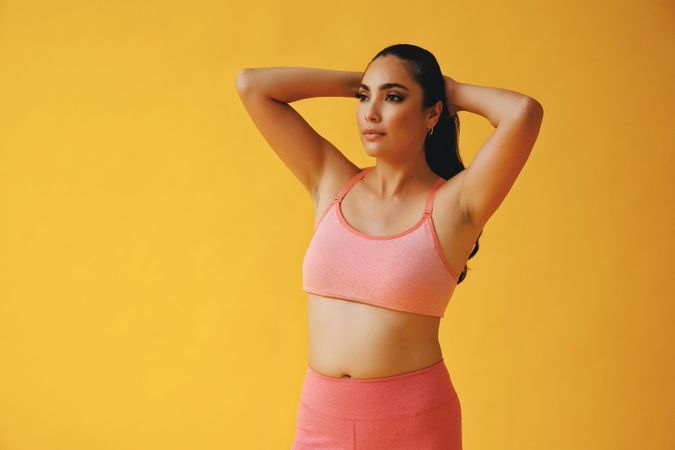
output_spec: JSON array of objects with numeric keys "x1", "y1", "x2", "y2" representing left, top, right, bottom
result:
[{"x1": 302, "y1": 166, "x2": 459, "y2": 318}]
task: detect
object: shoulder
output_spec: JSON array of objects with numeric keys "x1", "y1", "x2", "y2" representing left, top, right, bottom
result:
[{"x1": 312, "y1": 156, "x2": 362, "y2": 210}]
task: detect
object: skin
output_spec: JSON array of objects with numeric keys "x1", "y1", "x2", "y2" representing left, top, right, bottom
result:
[
  {"x1": 236, "y1": 55, "x2": 542, "y2": 380},
  {"x1": 307, "y1": 55, "x2": 483, "y2": 379}
]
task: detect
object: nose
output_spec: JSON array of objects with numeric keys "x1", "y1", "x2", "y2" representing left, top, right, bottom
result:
[{"x1": 365, "y1": 104, "x2": 380, "y2": 122}]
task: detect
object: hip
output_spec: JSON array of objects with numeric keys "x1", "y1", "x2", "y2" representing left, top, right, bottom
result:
[{"x1": 292, "y1": 358, "x2": 462, "y2": 449}]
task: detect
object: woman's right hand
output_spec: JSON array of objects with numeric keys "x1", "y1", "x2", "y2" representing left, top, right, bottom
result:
[{"x1": 443, "y1": 75, "x2": 461, "y2": 115}]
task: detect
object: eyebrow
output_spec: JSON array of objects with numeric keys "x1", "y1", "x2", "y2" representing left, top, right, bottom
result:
[{"x1": 359, "y1": 83, "x2": 410, "y2": 92}]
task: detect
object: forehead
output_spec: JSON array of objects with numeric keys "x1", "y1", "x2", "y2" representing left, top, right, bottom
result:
[{"x1": 362, "y1": 56, "x2": 417, "y2": 91}]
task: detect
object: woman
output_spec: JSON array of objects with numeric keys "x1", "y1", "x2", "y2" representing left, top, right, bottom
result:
[{"x1": 236, "y1": 43, "x2": 543, "y2": 449}]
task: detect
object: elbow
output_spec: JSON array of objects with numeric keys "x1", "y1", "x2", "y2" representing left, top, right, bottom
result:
[
  {"x1": 514, "y1": 97, "x2": 544, "y2": 125},
  {"x1": 235, "y1": 68, "x2": 255, "y2": 93},
  {"x1": 523, "y1": 97, "x2": 544, "y2": 119},
  {"x1": 499, "y1": 97, "x2": 543, "y2": 127}
]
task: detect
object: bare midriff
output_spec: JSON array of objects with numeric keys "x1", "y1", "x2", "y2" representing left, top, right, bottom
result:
[{"x1": 307, "y1": 293, "x2": 443, "y2": 380}]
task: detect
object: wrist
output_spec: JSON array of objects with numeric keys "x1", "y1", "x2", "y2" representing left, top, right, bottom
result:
[
  {"x1": 345, "y1": 71, "x2": 364, "y2": 98},
  {"x1": 444, "y1": 76, "x2": 462, "y2": 114}
]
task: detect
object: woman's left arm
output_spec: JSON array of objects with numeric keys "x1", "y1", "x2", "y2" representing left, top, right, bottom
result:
[{"x1": 444, "y1": 76, "x2": 544, "y2": 227}]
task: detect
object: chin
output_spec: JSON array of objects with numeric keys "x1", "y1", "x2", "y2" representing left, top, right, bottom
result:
[{"x1": 363, "y1": 148, "x2": 385, "y2": 158}]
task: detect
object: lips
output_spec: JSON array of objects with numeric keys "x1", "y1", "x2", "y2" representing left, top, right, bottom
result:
[
  {"x1": 364, "y1": 132, "x2": 385, "y2": 140},
  {"x1": 363, "y1": 129, "x2": 385, "y2": 136}
]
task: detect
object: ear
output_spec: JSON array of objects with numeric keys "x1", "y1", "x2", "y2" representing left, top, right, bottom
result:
[{"x1": 426, "y1": 100, "x2": 443, "y2": 128}]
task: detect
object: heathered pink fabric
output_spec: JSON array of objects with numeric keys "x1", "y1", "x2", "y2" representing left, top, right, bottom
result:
[
  {"x1": 291, "y1": 358, "x2": 462, "y2": 449},
  {"x1": 302, "y1": 166, "x2": 459, "y2": 318}
]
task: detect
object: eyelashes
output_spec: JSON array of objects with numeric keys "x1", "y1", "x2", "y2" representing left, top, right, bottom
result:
[{"x1": 355, "y1": 93, "x2": 404, "y2": 102}]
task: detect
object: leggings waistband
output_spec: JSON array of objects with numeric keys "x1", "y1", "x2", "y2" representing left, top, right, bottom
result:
[{"x1": 300, "y1": 359, "x2": 458, "y2": 420}]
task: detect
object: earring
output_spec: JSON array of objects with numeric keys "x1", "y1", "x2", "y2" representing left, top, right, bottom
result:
[{"x1": 428, "y1": 126, "x2": 434, "y2": 135}]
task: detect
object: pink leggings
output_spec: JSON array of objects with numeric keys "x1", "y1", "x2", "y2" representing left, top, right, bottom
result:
[{"x1": 291, "y1": 358, "x2": 462, "y2": 449}]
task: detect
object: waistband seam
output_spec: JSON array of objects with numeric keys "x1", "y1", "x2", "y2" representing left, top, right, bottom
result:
[
  {"x1": 299, "y1": 400, "x2": 356, "y2": 421},
  {"x1": 299, "y1": 392, "x2": 458, "y2": 421},
  {"x1": 307, "y1": 359, "x2": 446, "y2": 383}
]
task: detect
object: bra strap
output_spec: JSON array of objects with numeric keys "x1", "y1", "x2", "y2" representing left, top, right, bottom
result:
[
  {"x1": 424, "y1": 176, "x2": 446, "y2": 215},
  {"x1": 335, "y1": 166, "x2": 372, "y2": 202}
]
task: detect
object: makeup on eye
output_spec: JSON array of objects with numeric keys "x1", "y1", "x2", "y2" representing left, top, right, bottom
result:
[{"x1": 355, "y1": 92, "x2": 405, "y2": 102}]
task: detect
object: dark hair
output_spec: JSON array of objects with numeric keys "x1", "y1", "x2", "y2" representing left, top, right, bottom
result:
[{"x1": 367, "y1": 43, "x2": 481, "y2": 284}]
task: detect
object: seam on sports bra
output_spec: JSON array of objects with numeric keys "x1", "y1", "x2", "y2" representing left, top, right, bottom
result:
[
  {"x1": 312, "y1": 199, "x2": 337, "y2": 233},
  {"x1": 303, "y1": 287, "x2": 443, "y2": 318},
  {"x1": 336, "y1": 202, "x2": 429, "y2": 240},
  {"x1": 312, "y1": 169, "x2": 368, "y2": 234},
  {"x1": 332, "y1": 169, "x2": 445, "y2": 240},
  {"x1": 311, "y1": 201, "x2": 458, "y2": 281},
  {"x1": 425, "y1": 216, "x2": 460, "y2": 281}
]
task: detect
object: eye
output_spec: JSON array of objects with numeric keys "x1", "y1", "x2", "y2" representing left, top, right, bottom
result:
[{"x1": 355, "y1": 93, "x2": 403, "y2": 102}]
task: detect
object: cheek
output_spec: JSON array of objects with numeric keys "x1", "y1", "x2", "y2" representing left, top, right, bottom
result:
[{"x1": 388, "y1": 110, "x2": 422, "y2": 132}]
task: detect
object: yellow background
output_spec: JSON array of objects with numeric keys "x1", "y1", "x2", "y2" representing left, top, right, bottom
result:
[{"x1": 1, "y1": 0, "x2": 673, "y2": 449}]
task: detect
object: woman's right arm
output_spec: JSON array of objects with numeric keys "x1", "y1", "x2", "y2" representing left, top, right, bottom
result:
[{"x1": 235, "y1": 67, "x2": 363, "y2": 200}]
